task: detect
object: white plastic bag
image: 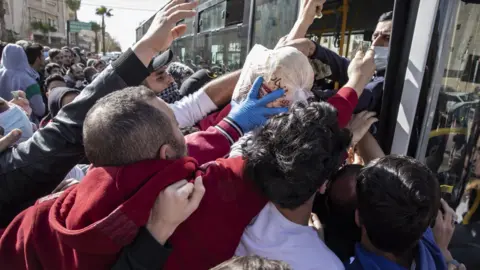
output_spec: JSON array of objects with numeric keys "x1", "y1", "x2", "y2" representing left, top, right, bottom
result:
[{"x1": 232, "y1": 44, "x2": 315, "y2": 107}]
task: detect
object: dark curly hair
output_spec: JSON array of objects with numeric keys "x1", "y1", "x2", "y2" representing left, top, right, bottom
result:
[
  {"x1": 356, "y1": 155, "x2": 441, "y2": 255},
  {"x1": 244, "y1": 101, "x2": 351, "y2": 210}
]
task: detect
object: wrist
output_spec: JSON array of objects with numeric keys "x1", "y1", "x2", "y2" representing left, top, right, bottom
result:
[
  {"x1": 146, "y1": 221, "x2": 177, "y2": 245},
  {"x1": 288, "y1": 21, "x2": 310, "y2": 40},
  {"x1": 132, "y1": 40, "x2": 158, "y2": 68},
  {"x1": 441, "y1": 248, "x2": 454, "y2": 261}
]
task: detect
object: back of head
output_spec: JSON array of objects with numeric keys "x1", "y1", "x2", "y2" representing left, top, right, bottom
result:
[
  {"x1": 47, "y1": 87, "x2": 80, "y2": 117},
  {"x1": 45, "y1": 74, "x2": 65, "y2": 91},
  {"x1": 356, "y1": 155, "x2": 440, "y2": 255},
  {"x1": 379, "y1": 11, "x2": 393, "y2": 22},
  {"x1": 84, "y1": 66, "x2": 98, "y2": 83},
  {"x1": 15, "y1": 40, "x2": 29, "y2": 48},
  {"x1": 49, "y1": 48, "x2": 61, "y2": 59},
  {"x1": 87, "y1": 58, "x2": 96, "y2": 67},
  {"x1": 211, "y1": 255, "x2": 292, "y2": 270},
  {"x1": 45, "y1": 63, "x2": 61, "y2": 75},
  {"x1": 329, "y1": 164, "x2": 364, "y2": 214},
  {"x1": 244, "y1": 101, "x2": 351, "y2": 209},
  {"x1": 167, "y1": 62, "x2": 194, "y2": 86},
  {"x1": 233, "y1": 45, "x2": 314, "y2": 107},
  {"x1": 24, "y1": 42, "x2": 43, "y2": 65},
  {"x1": 83, "y1": 86, "x2": 175, "y2": 167}
]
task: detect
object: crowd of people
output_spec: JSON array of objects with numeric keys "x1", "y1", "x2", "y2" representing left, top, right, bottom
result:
[{"x1": 0, "y1": 0, "x2": 474, "y2": 269}]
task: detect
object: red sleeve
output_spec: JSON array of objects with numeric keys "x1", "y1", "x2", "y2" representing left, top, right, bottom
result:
[
  {"x1": 327, "y1": 87, "x2": 359, "y2": 128},
  {"x1": 196, "y1": 104, "x2": 232, "y2": 131},
  {"x1": 185, "y1": 118, "x2": 243, "y2": 165}
]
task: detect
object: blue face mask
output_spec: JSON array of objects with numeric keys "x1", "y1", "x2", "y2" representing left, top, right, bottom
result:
[
  {"x1": 0, "y1": 105, "x2": 34, "y2": 144},
  {"x1": 373, "y1": 46, "x2": 390, "y2": 71},
  {"x1": 43, "y1": 51, "x2": 49, "y2": 59}
]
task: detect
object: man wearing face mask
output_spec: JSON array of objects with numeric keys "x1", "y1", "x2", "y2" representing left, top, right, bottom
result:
[
  {"x1": 143, "y1": 49, "x2": 183, "y2": 103},
  {"x1": 312, "y1": 11, "x2": 392, "y2": 114}
]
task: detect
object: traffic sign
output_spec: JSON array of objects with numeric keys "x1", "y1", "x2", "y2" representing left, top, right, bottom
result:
[{"x1": 68, "y1": 21, "x2": 92, "y2": 33}]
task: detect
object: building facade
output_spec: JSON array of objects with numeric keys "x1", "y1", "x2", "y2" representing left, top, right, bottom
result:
[{"x1": 3, "y1": 0, "x2": 68, "y2": 46}]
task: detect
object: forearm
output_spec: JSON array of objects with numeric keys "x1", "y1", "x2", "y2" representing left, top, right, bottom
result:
[
  {"x1": 29, "y1": 94, "x2": 46, "y2": 117},
  {"x1": 170, "y1": 90, "x2": 218, "y2": 128},
  {"x1": 203, "y1": 70, "x2": 240, "y2": 107},
  {"x1": 357, "y1": 132, "x2": 385, "y2": 164},
  {"x1": 287, "y1": 20, "x2": 310, "y2": 40}
]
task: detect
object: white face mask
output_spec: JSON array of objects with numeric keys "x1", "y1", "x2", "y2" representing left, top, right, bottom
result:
[
  {"x1": 0, "y1": 105, "x2": 34, "y2": 144},
  {"x1": 373, "y1": 46, "x2": 390, "y2": 71}
]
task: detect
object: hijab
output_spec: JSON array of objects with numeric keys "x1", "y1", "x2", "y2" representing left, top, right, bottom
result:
[{"x1": 0, "y1": 44, "x2": 39, "y2": 100}]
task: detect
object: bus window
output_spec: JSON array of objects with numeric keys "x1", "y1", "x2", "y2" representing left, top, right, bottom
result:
[
  {"x1": 176, "y1": 17, "x2": 195, "y2": 36},
  {"x1": 198, "y1": 2, "x2": 227, "y2": 33},
  {"x1": 171, "y1": 36, "x2": 194, "y2": 64},
  {"x1": 253, "y1": 0, "x2": 298, "y2": 49},
  {"x1": 193, "y1": 28, "x2": 247, "y2": 74},
  {"x1": 416, "y1": 1, "x2": 480, "y2": 213}
]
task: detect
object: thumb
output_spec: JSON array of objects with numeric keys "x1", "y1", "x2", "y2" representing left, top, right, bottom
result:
[
  {"x1": 0, "y1": 129, "x2": 22, "y2": 152},
  {"x1": 186, "y1": 176, "x2": 205, "y2": 214},
  {"x1": 171, "y1": 25, "x2": 187, "y2": 40}
]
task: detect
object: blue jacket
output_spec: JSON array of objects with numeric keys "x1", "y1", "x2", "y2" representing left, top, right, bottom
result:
[
  {"x1": 312, "y1": 43, "x2": 384, "y2": 114},
  {"x1": 347, "y1": 228, "x2": 447, "y2": 270}
]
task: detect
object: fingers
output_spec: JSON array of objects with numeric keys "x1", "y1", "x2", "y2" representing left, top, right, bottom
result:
[
  {"x1": 247, "y1": 77, "x2": 264, "y2": 100},
  {"x1": 257, "y1": 88, "x2": 286, "y2": 106},
  {"x1": 162, "y1": 0, "x2": 183, "y2": 12},
  {"x1": 435, "y1": 209, "x2": 444, "y2": 225},
  {"x1": 0, "y1": 129, "x2": 21, "y2": 152},
  {"x1": 186, "y1": 176, "x2": 206, "y2": 214},
  {"x1": 441, "y1": 198, "x2": 456, "y2": 225},
  {"x1": 366, "y1": 117, "x2": 379, "y2": 127},
  {"x1": 171, "y1": 24, "x2": 188, "y2": 40},
  {"x1": 168, "y1": 9, "x2": 197, "y2": 24},
  {"x1": 365, "y1": 47, "x2": 375, "y2": 61},
  {"x1": 177, "y1": 182, "x2": 194, "y2": 199},
  {"x1": 167, "y1": 179, "x2": 189, "y2": 190},
  {"x1": 354, "y1": 49, "x2": 365, "y2": 59}
]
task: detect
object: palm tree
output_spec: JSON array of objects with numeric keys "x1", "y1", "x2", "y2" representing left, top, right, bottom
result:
[
  {"x1": 90, "y1": 21, "x2": 101, "y2": 53},
  {"x1": 0, "y1": 0, "x2": 7, "y2": 40},
  {"x1": 65, "y1": 0, "x2": 81, "y2": 45},
  {"x1": 30, "y1": 21, "x2": 57, "y2": 44},
  {"x1": 95, "y1": 6, "x2": 113, "y2": 55}
]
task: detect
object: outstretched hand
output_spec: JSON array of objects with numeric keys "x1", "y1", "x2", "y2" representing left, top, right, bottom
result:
[
  {"x1": 0, "y1": 129, "x2": 22, "y2": 152},
  {"x1": 345, "y1": 49, "x2": 376, "y2": 95},
  {"x1": 347, "y1": 111, "x2": 378, "y2": 145},
  {"x1": 227, "y1": 77, "x2": 288, "y2": 133},
  {"x1": 134, "y1": 0, "x2": 198, "y2": 65}
]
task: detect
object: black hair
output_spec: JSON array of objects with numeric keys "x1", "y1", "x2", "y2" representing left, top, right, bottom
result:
[
  {"x1": 83, "y1": 67, "x2": 98, "y2": 84},
  {"x1": 44, "y1": 74, "x2": 66, "y2": 90},
  {"x1": 24, "y1": 42, "x2": 43, "y2": 65},
  {"x1": 378, "y1": 11, "x2": 393, "y2": 22},
  {"x1": 356, "y1": 155, "x2": 441, "y2": 255},
  {"x1": 244, "y1": 101, "x2": 351, "y2": 210},
  {"x1": 48, "y1": 48, "x2": 62, "y2": 59},
  {"x1": 83, "y1": 86, "x2": 184, "y2": 166},
  {"x1": 45, "y1": 63, "x2": 62, "y2": 75},
  {"x1": 211, "y1": 255, "x2": 292, "y2": 270}
]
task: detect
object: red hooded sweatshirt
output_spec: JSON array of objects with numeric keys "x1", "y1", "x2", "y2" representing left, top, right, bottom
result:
[{"x1": 0, "y1": 87, "x2": 358, "y2": 270}]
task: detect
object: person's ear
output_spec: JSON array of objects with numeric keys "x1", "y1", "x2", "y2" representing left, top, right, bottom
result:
[{"x1": 159, "y1": 144, "x2": 175, "y2": 160}]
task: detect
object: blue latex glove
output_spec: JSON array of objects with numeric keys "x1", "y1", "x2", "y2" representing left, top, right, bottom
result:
[{"x1": 227, "y1": 77, "x2": 288, "y2": 133}]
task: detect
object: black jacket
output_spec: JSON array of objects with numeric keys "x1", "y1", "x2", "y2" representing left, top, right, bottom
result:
[{"x1": 0, "y1": 49, "x2": 150, "y2": 227}]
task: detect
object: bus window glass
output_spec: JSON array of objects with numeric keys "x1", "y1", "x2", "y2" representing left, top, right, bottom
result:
[
  {"x1": 176, "y1": 17, "x2": 195, "y2": 36},
  {"x1": 422, "y1": 2, "x2": 480, "y2": 222},
  {"x1": 171, "y1": 37, "x2": 194, "y2": 64},
  {"x1": 253, "y1": 0, "x2": 298, "y2": 49},
  {"x1": 192, "y1": 29, "x2": 246, "y2": 74},
  {"x1": 198, "y1": 2, "x2": 227, "y2": 33}
]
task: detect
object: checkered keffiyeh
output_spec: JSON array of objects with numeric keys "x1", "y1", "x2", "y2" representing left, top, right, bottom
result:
[{"x1": 158, "y1": 82, "x2": 182, "y2": 104}]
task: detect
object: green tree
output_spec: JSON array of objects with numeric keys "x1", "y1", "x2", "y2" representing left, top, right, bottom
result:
[
  {"x1": 65, "y1": 0, "x2": 81, "y2": 45},
  {"x1": 90, "y1": 21, "x2": 101, "y2": 53},
  {"x1": 95, "y1": 6, "x2": 113, "y2": 54},
  {"x1": 30, "y1": 21, "x2": 57, "y2": 44}
]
